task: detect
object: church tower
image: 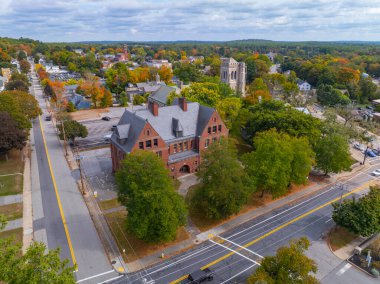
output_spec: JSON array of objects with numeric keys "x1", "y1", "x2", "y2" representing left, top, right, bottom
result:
[{"x1": 220, "y1": 57, "x2": 246, "y2": 96}]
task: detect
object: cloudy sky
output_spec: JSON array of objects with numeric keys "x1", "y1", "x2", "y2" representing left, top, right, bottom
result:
[{"x1": 1, "y1": 0, "x2": 380, "y2": 42}]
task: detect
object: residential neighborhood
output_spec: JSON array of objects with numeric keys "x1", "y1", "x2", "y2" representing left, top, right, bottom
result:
[{"x1": 1, "y1": 2, "x2": 380, "y2": 284}]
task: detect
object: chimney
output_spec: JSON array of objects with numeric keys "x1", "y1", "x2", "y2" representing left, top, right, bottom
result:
[
  {"x1": 149, "y1": 101, "x2": 159, "y2": 116},
  {"x1": 179, "y1": 97, "x2": 187, "y2": 112}
]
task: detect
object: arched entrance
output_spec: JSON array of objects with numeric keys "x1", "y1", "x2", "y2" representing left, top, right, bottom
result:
[{"x1": 179, "y1": 165, "x2": 190, "y2": 174}]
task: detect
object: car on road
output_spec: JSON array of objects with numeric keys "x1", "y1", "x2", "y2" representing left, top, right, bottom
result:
[
  {"x1": 111, "y1": 125, "x2": 117, "y2": 131},
  {"x1": 372, "y1": 169, "x2": 380, "y2": 177},
  {"x1": 45, "y1": 115, "x2": 52, "y2": 121},
  {"x1": 372, "y1": 149, "x2": 380, "y2": 156},
  {"x1": 183, "y1": 268, "x2": 214, "y2": 283},
  {"x1": 101, "y1": 116, "x2": 111, "y2": 121},
  {"x1": 103, "y1": 134, "x2": 112, "y2": 143}
]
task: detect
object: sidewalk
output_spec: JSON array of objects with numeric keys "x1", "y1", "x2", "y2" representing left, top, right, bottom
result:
[
  {"x1": 0, "y1": 194, "x2": 22, "y2": 206},
  {"x1": 22, "y1": 141, "x2": 33, "y2": 252}
]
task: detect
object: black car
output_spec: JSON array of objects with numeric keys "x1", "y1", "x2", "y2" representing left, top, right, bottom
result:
[
  {"x1": 183, "y1": 268, "x2": 214, "y2": 283},
  {"x1": 45, "y1": 115, "x2": 52, "y2": 121},
  {"x1": 111, "y1": 125, "x2": 117, "y2": 131},
  {"x1": 101, "y1": 116, "x2": 111, "y2": 121}
]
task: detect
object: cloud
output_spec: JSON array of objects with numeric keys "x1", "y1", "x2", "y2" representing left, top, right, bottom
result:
[{"x1": 0, "y1": 0, "x2": 379, "y2": 42}]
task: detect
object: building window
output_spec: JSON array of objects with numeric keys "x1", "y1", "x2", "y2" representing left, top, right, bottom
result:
[
  {"x1": 139, "y1": 142, "x2": 144, "y2": 149},
  {"x1": 146, "y1": 129, "x2": 150, "y2": 136},
  {"x1": 218, "y1": 125, "x2": 222, "y2": 132},
  {"x1": 184, "y1": 141, "x2": 188, "y2": 151},
  {"x1": 156, "y1": 151, "x2": 162, "y2": 157},
  {"x1": 213, "y1": 117, "x2": 217, "y2": 122},
  {"x1": 212, "y1": 137, "x2": 217, "y2": 143},
  {"x1": 194, "y1": 161, "x2": 198, "y2": 166},
  {"x1": 179, "y1": 143, "x2": 183, "y2": 152},
  {"x1": 212, "y1": 126, "x2": 217, "y2": 133},
  {"x1": 154, "y1": 139, "x2": 158, "y2": 146},
  {"x1": 174, "y1": 144, "x2": 178, "y2": 153},
  {"x1": 205, "y1": 139, "x2": 210, "y2": 148},
  {"x1": 146, "y1": 140, "x2": 151, "y2": 148},
  {"x1": 190, "y1": 140, "x2": 194, "y2": 149},
  {"x1": 208, "y1": 127, "x2": 211, "y2": 134}
]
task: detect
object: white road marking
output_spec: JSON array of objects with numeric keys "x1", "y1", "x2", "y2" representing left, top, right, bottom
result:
[
  {"x1": 336, "y1": 263, "x2": 352, "y2": 276},
  {"x1": 76, "y1": 270, "x2": 115, "y2": 283},
  {"x1": 325, "y1": 218, "x2": 333, "y2": 223},
  {"x1": 209, "y1": 239, "x2": 260, "y2": 265},
  {"x1": 220, "y1": 264, "x2": 257, "y2": 284},
  {"x1": 216, "y1": 235, "x2": 264, "y2": 258},
  {"x1": 98, "y1": 275, "x2": 124, "y2": 284}
]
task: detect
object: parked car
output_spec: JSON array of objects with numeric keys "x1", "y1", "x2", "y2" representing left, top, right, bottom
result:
[
  {"x1": 103, "y1": 134, "x2": 112, "y2": 143},
  {"x1": 366, "y1": 149, "x2": 377, "y2": 157},
  {"x1": 184, "y1": 268, "x2": 214, "y2": 283},
  {"x1": 111, "y1": 125, "x2": 117, "y2": 131},
  {"x1": 353, "y1": 143, "x2": 365, "y2": 152},
  {"x1": 372, "y1": 149, "x2": 380, "y2": 156},
  {"x1": 372, "y1": 169, "x2": 380, "y2": 177},
  {"x1": 45, "y1": 115, "x2": 52, "y2": 121},
  {"x1": 101, "y1": 116, "x2": 111, "y2": 121},
  {"x1": 366, "y1": 106, "x2": 374, "y2": 111}
]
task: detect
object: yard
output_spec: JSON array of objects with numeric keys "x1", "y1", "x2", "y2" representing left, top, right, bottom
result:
[
  {"x1": 104, "y1": 210, "x2": 189, "y2": 263},
  {"x1": 327, "y1": 226, "x2": 359, "y2": 251},
  {"x1": 0, "y1": 203, "x2": 23, "y2": 221},
  {"x1": 0, "y1": 228, "x2": 23, "y2": 243},
  {"x1": 0, "y1": 149, "x2": 24, "y2": 197}
]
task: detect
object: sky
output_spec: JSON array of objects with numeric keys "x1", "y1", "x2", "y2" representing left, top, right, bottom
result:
[{"x1": 1, "y1": 0, "x2": 380, "y2": 42}]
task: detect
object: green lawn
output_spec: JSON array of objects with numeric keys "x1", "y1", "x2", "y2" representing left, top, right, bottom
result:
[
  {"x1": 0, "y1": 149, "x2": 24, "y2": 197},
  {"x1": 98, "y1": 198, "x2": 121, "y2": 211},
  {"x1": 0, "y1": 227, "x2": 23, "y2": 243},
  {"x1": 0, "y1": 203, "x2": 23, "y2": 221}
]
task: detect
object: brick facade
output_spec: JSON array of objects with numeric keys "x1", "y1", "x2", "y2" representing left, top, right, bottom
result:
[{"x1": 111, "y1": 100, "x2": 228, "y2": 178}]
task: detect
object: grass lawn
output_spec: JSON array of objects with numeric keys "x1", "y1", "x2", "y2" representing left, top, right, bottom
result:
[
  {"x1": 104, "y1": 210, "x2": 189, "y2": 262},
  {"x1": 0, "y1": 149, "x2": 24, "y2": 197},
  {"x1": 328, "y1": 226, "x2": 358, "y2": 251},
  {"x1": 98, "y1": 198, "x2": 121, "y2": 211},
  {"x1": 0, "y1": 203, "x2": 23, "y2": 221},
  {"x1": 0, "y1": 227, "x2": 23, "y2": 243}
]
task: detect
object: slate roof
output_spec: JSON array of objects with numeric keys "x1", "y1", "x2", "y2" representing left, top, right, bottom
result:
[
  {"x1": 116, "y1": 124, "x2": 130, "y2": 139},
  {"x1": 136, "y1": 82, "x2": 166, "y2": 93},
  {"x1": 111, "y1": 101, "x2": 215, "y2": 153},
  {"x1": 149, "y1": 85, "x2": 175, "y2": 105}
]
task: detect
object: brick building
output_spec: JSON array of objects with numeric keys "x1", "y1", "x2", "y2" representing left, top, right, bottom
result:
[{"x1": 110, "y1": 98, "x2": 228, "y2": 177}]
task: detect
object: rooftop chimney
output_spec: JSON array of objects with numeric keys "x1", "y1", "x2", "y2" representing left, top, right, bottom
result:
[
  {"x1": 149, "y1": 101, "x2": 159, "y2": 116},
  {"x1": 179, "y1": 97, "x2": 187, "y2": 112}
]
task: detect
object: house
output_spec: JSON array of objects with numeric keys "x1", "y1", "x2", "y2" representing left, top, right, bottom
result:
[
  {"x1": 125, "y1": 76, "x2": 166, "y2": 102},
  {"x1": 266, "y1": 52, "x2": 277, "y2": 62},
  {"x1": 372, "y1": 99, "x2": 380, "y2": 106},
  {"x1": 110, "y1": 98, "x2": 228, "y2": 177},
  {"x1": 297, "y1": 80, "x2": 311, "y2": 91},
  {"x1": 63, "y1": 84, "x2": 91, "y2": 110},
  {"x1": 146, "y1": 59, "x2": 172, "y2": 70},
  {"x1": 45, "y1": 63, "x2": 60, "y2": 73},
  {"x1": 148, "y1": 85, "x2": 176, "y2": 107}
]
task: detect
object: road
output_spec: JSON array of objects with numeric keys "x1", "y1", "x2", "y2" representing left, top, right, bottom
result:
[
  {"x1": 109, "y1": 161, "x2": 380, "y2": 284},
  {"x1": 29, "y1": 65, "x2": 117, "y2": 283}
]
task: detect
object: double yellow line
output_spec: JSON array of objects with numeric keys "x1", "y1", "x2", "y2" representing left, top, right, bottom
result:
[
  {"x1": 170, "y1": 180, "x2": 374, "y2": 283},
  {"x1": 38, "y1": 116, "x2": 77, "y2": 267}
]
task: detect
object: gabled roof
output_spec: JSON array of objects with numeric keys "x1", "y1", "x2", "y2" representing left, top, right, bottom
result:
[
  {"x1": 149, "y1": 85, "x2": 175, "y2": 105},
  {"x1": 221, "y1": 57, "x2": 238, "y2": 65}
]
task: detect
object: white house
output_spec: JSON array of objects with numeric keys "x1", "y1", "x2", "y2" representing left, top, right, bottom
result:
[{"x1": 297, "y1": 80, "x2": 311, "y2": 91}]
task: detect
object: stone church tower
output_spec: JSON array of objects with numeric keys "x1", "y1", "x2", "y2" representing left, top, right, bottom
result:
[{"x1": 220, "y1": 57, "x2": 247, "y2": 96}]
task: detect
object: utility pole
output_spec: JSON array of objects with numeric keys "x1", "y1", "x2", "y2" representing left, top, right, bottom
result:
[
  {"x1": 75, "y1": 147, "x2": 86, "y2": 195},
  {"x1": 362, "y1": 142, "x2": 372, "y2": 165}
]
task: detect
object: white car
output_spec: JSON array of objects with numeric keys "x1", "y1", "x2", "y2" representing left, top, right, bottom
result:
[
  {"x1": 372, "y1": 169, "x2": 380, "y2": 177},
  {"x1": 353, "y1": 142, "x2": 365, "y2": 152}
]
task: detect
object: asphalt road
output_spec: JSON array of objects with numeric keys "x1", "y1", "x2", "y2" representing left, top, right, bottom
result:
[
  {"x1": 109, "y1": 161, "x2": 380, "y2": 284},
  {"x1": 32, "y1": 116, "x2": 72, "y2": 262}
]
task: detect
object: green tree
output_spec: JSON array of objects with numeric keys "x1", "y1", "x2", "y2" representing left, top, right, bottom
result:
[
  {"x1": 0, "y1": 241, "x2": 75, "y2": 284},
  {"x1": 19, "y1": 59, "x2": 31, "y2": 74},
  {"x1": 317, "y1": 84, "x2": 350, "y2": 106},
  {"x1": 247, "y1": 237, "x2": 319, "y2": 284},
  {"x1": 1, "y1": 90, "x2": 41, "y2": 119},
  {"x1": 181, "y1": 82, "x2": 221, "y2": 107},
  {"x1": 4, "y1": 72, "x2": 30, "y2": 92},
  {"x1": 332, "y1": 186, "x2": 380, "y2": 237},
  {"x1": 0, "y1": 111, "x2": 27, "y2": 157},
  {"x1": 290, "y1": 136, "x2": 315, "y2": 185},
  {"x1": 216, "y1": 97, "x2": 242, "y2": 129},
  {"x1": 243, "y1": 130, "x2": 293, "y2": 198},
  {"x1": 116, "y1": 151, "x2": 187, "y2": 242},
  {"x1": 0, "y1": 92, "x2": 31, "y2": 129},
  {"x1": 359, "y1": 77, "x2": 378, "y2": 103},
  {"x1": 133, "y1": 94, "x2": 146, "y2": 105},
  {"x1": 173, "y1": 63, "x2": 202, "y2": 84},
  {"x1": 314, "y1": 133, "x2": 352, "y2": 175},
  {"x1": 192, "y1": 139, "x2": 251, "y2": 219},
  {"x1": 58, "y1": 119, "x2": 88, "y2": 145}
]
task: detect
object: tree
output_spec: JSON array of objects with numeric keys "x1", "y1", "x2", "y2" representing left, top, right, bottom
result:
[
  {"x1": 1, "y1": 90, "x2": 41, "y2": 119},
  {"x1": 0, "y1": 112, "x2": 27, "y2": 157},
  {"x1": 317, "y1": 84, "x2": 350, "y2": 106},
  {"x1": 0, "y1": 241, "x2": 75, "y2": 284},
  {"x1": 157, "y1": 65, "x2": 173, "y2": 84},
  {"x1": 245, "y1": 57, "x2": 270, "y2": 83},
  {"x1": 173, "y1": 63, "x2": 202, "y2": 84},
  {"x1": 58, "y1": 119, "x2": 88, "y2": 145},
  {"x1": 100, "y1": 88, "x2": 113, "y2": 108},
  {"x1": 290, "y1": 136, "x2": 315, "y2": 185},
  {"x1": 243, "y1": 130, "x2": 294, "y2": 198},
  {"x1": 192, "y1": 139, "x2": 251, "y2": 219},
  {"x1": 133, "y1": 94, "x2": 146, "y2": 105},
  {"x1": 216, "y1": 97, "x2": 242, "y2": 129},
  {"x1": 332, "y1": 186, "x2": 380, "y2": 237},
  {"x1": 314, "y1": 133, "x2": 352, "y2": 175},
  {"x1": 19, "y1": 59, "x2": 31, "y2": 74},
  {"x1": 359, "y1": 77, "x2": 378, "y2": 103},
  {"x1": 247, "y1": 237, "x2": 319, "y2": 284},
  {"x1": 0, "y1": 93, "x2": 31, "y2": 129},
  {"x1": 116, "y1": 151, "x2": 187, "y2": 242},
  {"x1": 4, "y1": 72, "x2": 30, "y2": 92},
  {"x1": 245, "y1": 78, "x2": 271, "y2": 105}
]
